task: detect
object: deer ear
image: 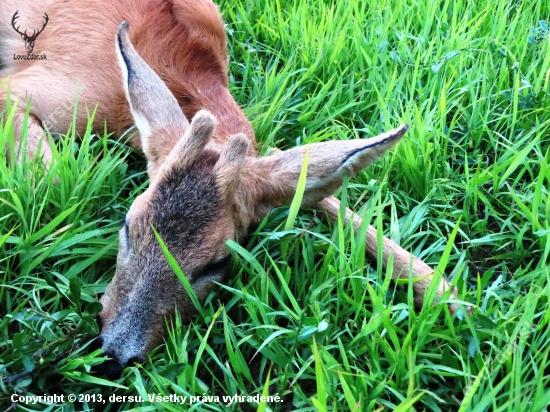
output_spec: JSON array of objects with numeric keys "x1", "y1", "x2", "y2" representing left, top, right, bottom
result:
[
  {"x1": 116, "y1": 22, "x2": 190, "y2": 178},
  {"x1": 240, "y1": 125, "x2": 408, "y2": 223}
]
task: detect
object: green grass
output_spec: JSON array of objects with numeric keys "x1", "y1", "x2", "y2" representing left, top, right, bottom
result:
[{"x1": 2, "y1": 0, "x2": 550, "y2": 410}]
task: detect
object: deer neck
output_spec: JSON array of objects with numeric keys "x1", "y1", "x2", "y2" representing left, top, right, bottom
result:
[
  {"x1": 199, "y1": 84, "x2": 256, "y2": 155},
  {"x1": 165, "y1": 73, "x2": 257, "y2": 156}
]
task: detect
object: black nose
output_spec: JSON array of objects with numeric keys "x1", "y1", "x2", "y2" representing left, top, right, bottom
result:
[
  {"x1": 90, "y1": 337, "x2": 145, "y2": 380},
  {"x1": 92, "y1": 353, "x2": 125, "y2": 380},
  {"x1": 89, "y1": 335, "x2": 103, "y2": 352}
]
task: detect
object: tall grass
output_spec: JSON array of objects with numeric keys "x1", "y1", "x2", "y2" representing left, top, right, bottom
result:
[{"x1": 1, "y1": 0, "x2": 550, "y2": 410}]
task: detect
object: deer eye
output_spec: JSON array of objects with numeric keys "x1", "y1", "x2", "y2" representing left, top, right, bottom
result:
[{"x1": 197, "y1": 255, "x2": 232, "y2": 278}]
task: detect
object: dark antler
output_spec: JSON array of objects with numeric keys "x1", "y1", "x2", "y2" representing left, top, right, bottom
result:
[
  {"x1": 33, "y1": 13, "x2": 49, "y2": 38},
  {"x1": 11, "y1": 11, "x2": 49, "y2": 40},
  {"x1": 11, "y1": 11, "x2": 25, "y2": 37}
]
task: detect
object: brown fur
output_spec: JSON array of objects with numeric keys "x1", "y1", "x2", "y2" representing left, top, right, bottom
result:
[
  {"x1": 0, "y1": 0, "x2": 459, "y2": 380},
  {"x1": 0, "y1": 0, "x2": 253, "y2": 145}
]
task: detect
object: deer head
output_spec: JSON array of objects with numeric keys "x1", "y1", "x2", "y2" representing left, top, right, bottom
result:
[
  {"x1": 92, "y1": 22, "x2": 408, "y2": 379},
  {"x1": 11, "y1": 11, "x2": 49, "y2": 54}
]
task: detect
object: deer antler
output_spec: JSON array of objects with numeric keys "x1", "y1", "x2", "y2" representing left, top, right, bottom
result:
[
  {"x1": 11, "y1": 11, "x2": 49, "y2": 40},
  {"x1": 34, "y1": 13, "x2": 49, "y2": 38},
  {"x1": 11, "y1": 11, "x2": 25, "y2": 37}
]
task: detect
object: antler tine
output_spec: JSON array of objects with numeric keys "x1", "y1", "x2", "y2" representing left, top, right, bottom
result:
[
  {"x1": 20, "y1": 12, "x2": 49, "y2": 40},
  {"x1": 38, "y1": 13, "x2": 49, "y2": 34},
  {"x1": 11, "y1": 10, "x2": 24, "y2": 36}
]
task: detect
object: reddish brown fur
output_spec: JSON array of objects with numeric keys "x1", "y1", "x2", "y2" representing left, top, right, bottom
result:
[{"x1": 0, "y1": 0, "x2": 254, "y2": 149}]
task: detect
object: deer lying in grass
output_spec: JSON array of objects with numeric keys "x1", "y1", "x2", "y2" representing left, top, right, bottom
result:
[{"x1": 0, "y1": 0, "x2": 460, "y2": 379}]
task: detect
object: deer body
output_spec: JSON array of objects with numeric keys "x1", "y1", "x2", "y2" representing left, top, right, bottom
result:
[
  {"x1": 1, "y1": 0, "x2": 459, "y2": 379},
  {"x1": 1, "y1": 0, "x2": 253, "y2": 156}
]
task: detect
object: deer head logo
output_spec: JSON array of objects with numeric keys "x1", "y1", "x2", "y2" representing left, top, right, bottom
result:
[{"x1": 11, "y1": 11, "x2": 49, "y2": 54}]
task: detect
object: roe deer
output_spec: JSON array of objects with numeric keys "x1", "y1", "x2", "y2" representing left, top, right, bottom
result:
[{"x1": 0, "y1": 0, "x2": 461, "y2": 379}]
